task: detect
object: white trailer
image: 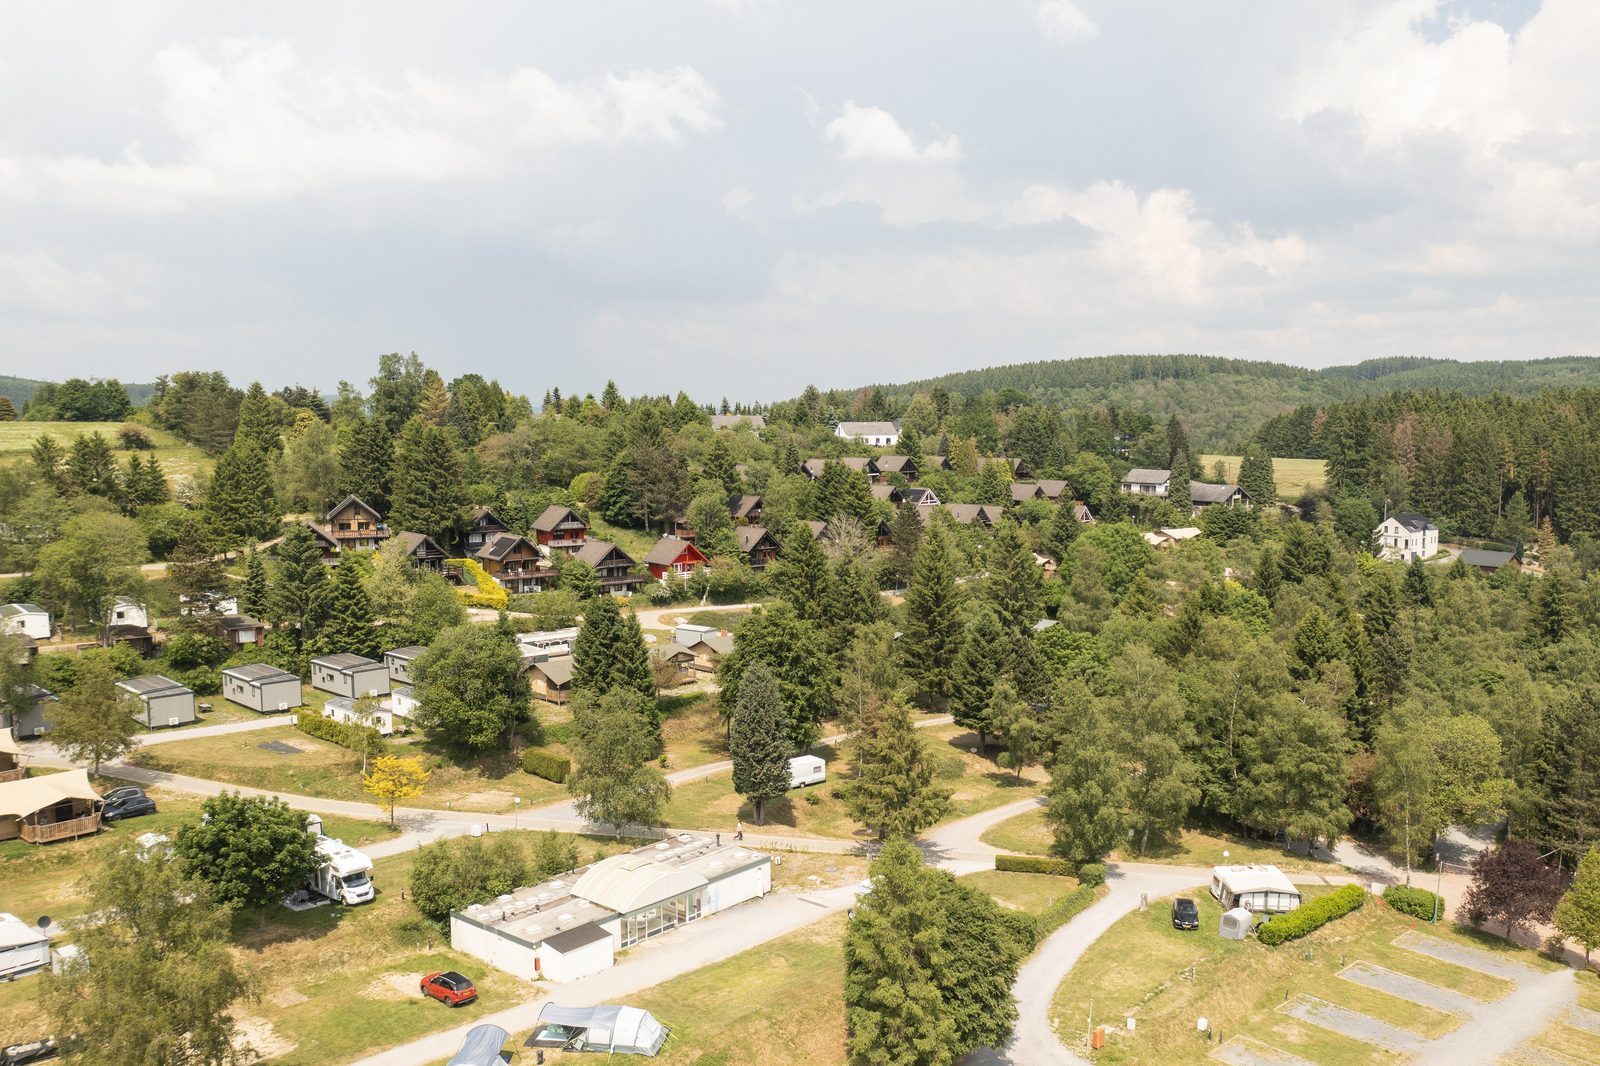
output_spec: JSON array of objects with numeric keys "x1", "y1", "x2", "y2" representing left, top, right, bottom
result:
[
  {"x1": 309, "y1": 833, "x2": 376, "y2": 905},
  {"x1": 322, "y1": 695, "x2": 395, "y2": 736},
  {"x1": 788, "y1": 754, "x2": 826, "y2": 789}
]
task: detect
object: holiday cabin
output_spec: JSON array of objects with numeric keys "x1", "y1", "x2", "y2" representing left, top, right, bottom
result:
[
  {"x1": 476, "y1": 534, "x2": 555, "y2": 594},
  {"x1": 463, "y1": 506, "x2": 511, "y2": 552},
  {"x1": 323, "y1": 496, "x2": 390, "y2": 552},
  {"x1": 735, "y1": 526, "x2": 781, "y2": 570},
  {"x1": 644, "y1": 537, "x2": 710, "y2": 580},
  {"x1": 573, "y1": 540, "x2": 647, "y2": 595},
  {"x1": 531, "y1": 506, "x2": 589, "y2": 554}
]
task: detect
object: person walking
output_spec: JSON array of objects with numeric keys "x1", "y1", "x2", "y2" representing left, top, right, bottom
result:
[{"x1": 735, "y1": 819, "x2": 744, "y2": 841}]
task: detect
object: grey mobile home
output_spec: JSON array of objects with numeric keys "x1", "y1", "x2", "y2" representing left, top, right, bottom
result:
[
  {"x1": 117, "y1": 675, "x2": 197, "y2": 729},
  {"x1": 310, "y1": 654, "x2": 391, "y2": 699},
  {"x1": 0, "y1": 685, "x2": 56, "y2": 739},
  {"x1": 383, "y1": 646, "x2": 427, "y2": 685},
  {"x1": 221, "y1": 663, "x2": 304, "y2": 713}
]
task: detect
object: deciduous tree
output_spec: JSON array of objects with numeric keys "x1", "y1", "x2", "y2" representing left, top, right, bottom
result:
[
  {"x1": 363, "y1": 755, "x2": 430, "y2": 825},
  {"x1": 48, "y1": 656, "x2": 140, "y2": 774},
  {"x1": 567, "y1": 689, "x2": 672, "y2": 837},
  {"x1": 175, "y1": 792, "x2": 319, "y2": 928},
  {"x1": 412, "y1": 623, "x2": 529, "y2": 749}
]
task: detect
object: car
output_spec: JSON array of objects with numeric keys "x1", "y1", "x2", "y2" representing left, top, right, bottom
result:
[
  {"x1": 1171, "y1": 897, "x2": 1199, "y2": 930},
  {"x1": 99, "y1": 787, "x2": 157, "y2": 822},
  {"x1": 420, "y1": 971, "x2": 477, "y2": 1007}
]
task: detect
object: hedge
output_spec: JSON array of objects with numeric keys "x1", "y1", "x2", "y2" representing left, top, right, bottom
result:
[
  {"x1": 1257, "y1": 884, "x2": 1366, "y2": 945},
  {"x1": 995, "y1": 854, "x2": 1074, "y2": 877},
  {"x1": 453, "y1": 558, "x2": 509, "y2": 610},
  {"x1": 1036, "y1": 884, "x2": 1100, "y2": 939},
  {"x1": 295, "y1": 711, "x2": 384, "y2": 752},
  {"x1": 1077, "y1": 863, "x2": 1107, "y2": 887},
  {"x1": 521, "y1": 748, "x2": 571, "y2": 784},
  {"x1": 1384, "y1": 885, "x2": 1443, "y2": 920}
]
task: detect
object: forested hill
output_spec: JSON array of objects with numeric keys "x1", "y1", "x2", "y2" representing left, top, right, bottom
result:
[
  {"x1": 0, "y1": 374, "x2": 154, "y2": 410},
  {"x1": 871, "y1": 355, "x2": 1600, "y2": 452}
]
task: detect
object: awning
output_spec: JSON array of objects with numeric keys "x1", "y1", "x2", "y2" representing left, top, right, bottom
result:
[
  {"x1": 0, "y1": 727, "x2": 25, "y2": 758},
  {"x1": 530, "y1": 1003, "x2": 669, "y2": 1056},
  {"x1": 0, "y1": 769, "x2": 100, "y2": 818}
]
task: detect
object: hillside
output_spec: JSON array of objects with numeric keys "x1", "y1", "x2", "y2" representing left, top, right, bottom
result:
[
  {"x1": 873, "y1": 355, "x2": 1600, "y2": 451},
  {"x1": 0, "y1": 374, "x2": 155, "y2": 409}
]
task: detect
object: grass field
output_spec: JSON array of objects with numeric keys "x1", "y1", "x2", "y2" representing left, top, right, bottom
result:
[
  {"x1": 1050, "y1": 887, "x2": 1555, "y2": 1064},
  {"x1": 0, "y1": 419, "x2": 212, "y2": 483},
  {"x1": 1200, "y1": 455, "x2": 1326, "y2": 500}
]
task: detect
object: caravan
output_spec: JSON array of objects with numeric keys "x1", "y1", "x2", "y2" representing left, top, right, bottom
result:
[
  {"x1": 787, "y1": 755, "x2": 826, "y2": 789},
  {"x1": 304, "y1": 817, "x2": 376, "y2": 905}
]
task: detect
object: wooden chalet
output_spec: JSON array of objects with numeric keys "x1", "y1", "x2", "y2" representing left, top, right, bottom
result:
[
  {"x1": 323, "y1": 495, "x2": 390, "y2": 552},
  {"x1": 871, "y1": 483, "x2": 904, "y2": 505},
  {"x1": 735, "y1": 526, "x2": 781, "y2": 570},
  {"x1": 393, "y1": 531, "x2": 453, "y2": 576},
  {"x1": 924, "y1": 455, "x2": 952, "y2": 471},
  {"x1": 531, "y1": 505, "x2": 588, "y2": 553},
  {"x1": 873, "y1": 455, "x2": 918, "y2": 480},
  {"x1": 992, "y1": 457, "x2": 1032, "y2": 479},
  {"x1": 941, "y1": 504, "x2": 1004, "y2": 528},
  {"x1": 528, "y1": 656, "x2": 574, "y2": 705},
  {"x1": 801, "y1": 457, "x2": 875, "y2": 480},
  {"x1": 644, "y1": 537, "x2": 710, "y2": 580},
  {"x1": 217, "y1": 614, "x2": 268, "y2": 649},
  {"x1": 475, "y1": 533, "x2": 555, "y2": 594},
  {"x1": 573, "y1": 540, "x2": 647, "y2": 594},
  {"x1": 463, "y1": 506, "x2": 511, "y2": 553},
  {"x1": 304, "y1": 521, "x2": 341, "y2": 564},
  {"x1": 1010, "y1": 482, "x2": 1046, "y2": 505},
  {"x1": 903, "y1": 486, "x2": 941, "y2": 508},
  {"x1": 728, "y1": 494, "x2": 763, "y2": 524},
  {"x1": 1036, "y1": 479, "x2": 1071, "y2": 501},
  {"x1": 681, "y1": 632, "x2": 734, "y2": 673}
]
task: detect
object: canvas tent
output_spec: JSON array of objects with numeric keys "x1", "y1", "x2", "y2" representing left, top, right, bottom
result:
[
  {"x1": 1219, "y1": 906, "x2": 1254, "y2": 941},
  {"x1": 528, "y1": 1003, "x2": 669, "y2": 1056},
  {"x1": 446, "y1": 1023, "x2": 510, "y2": 1066}
]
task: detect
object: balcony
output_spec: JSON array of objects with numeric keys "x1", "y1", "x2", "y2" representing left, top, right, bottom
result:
[{"x1": 21, "y1": 812, "x2": 101, "y2": 844}]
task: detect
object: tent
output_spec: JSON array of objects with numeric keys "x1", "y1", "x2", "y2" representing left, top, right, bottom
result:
[
  {"x1": 446, "y1": 1023, "x2": 510, "y2": 1066},
  {"x1": 1219, "y1": 906, "x2": 1254, "y2": 941},
  {"x1": 527, "y1": 1003, "x2": 669, "y2": 1056}
]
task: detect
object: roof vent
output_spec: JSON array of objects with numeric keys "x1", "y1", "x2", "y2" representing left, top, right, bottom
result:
[{"x1": 654, "y1": 842, "x2": 669, "y2": 850}]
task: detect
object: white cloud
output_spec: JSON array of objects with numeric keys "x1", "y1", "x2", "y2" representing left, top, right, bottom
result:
[
  {"x1": 0, "y1": 251, "x2": 145, "y2": 316},
  {"x1": 0, "y1": 39, "x2": 722, "y2": 211},
  {"x1": 721, "y1": 185, "x2": 754, "y2": 214},
  {"x1": 823, "y1": 101, "x2": 962, "y2": 163},
  {"x1": 1036, "y1": 0, "x2": 1099, "y2": 44}
]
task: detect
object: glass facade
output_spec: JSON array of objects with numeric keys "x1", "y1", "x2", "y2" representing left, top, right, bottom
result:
[{"x1": 619, "y1": 887, "x2": 707, "y2": 947}]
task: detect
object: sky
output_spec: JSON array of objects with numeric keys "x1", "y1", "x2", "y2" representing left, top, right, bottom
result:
[{"x1": 1, "y1": 0, "x2": 1597, "y2": 402}]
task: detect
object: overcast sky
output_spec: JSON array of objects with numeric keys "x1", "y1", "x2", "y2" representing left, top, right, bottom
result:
[{"x1": 2, "y1": 0, "x2": 1595, "y2": 401}]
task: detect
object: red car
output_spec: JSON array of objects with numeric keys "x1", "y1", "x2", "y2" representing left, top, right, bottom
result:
[{"x1": 420, "y1": 971, "x2": 477, "y2": 1007}]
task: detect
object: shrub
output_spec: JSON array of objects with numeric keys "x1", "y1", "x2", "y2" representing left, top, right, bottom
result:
[
  {"x1": 1383, "y1": 884, "x2": 1442, "y2": 920},
  {"x1": 521, "y1": 748, "x2": 571, "y2": 784},
  {"x1": 1036, "y1": 884, "x2": 1099, "y2": 939},
  {"x1": 1257, "y1": 884, "x2": 1366, "y2": 946},
  {"x1": 1077, "y1": 863, "x2": 1106, "y2": 887},
  {"x1": 995, "y1": 854, "x2": 1074, "y2": 877},
  {"x1": 410, "y1": 835, "x2": 529, "y2": 921},
  {"x1": 118, "y1": 424, "x2": 152, "y2": 450},
  {"x1": 804, "y1": 792, "x2": 821, "y2": 806},
  {"x1": 295, "y1": 711, "x2": 384, "y2": 753},
  {"x1": 453, "y1": 558, "x2": 509, "y2": 610}
]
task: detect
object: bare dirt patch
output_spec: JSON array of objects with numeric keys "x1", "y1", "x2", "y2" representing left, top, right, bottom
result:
[
  {"x1": 457, "y1": 790, "x2": 516, "y2": 812},
  {"x1": 235, "y1": 1016, "x2": 295, "y2": 1059},
  {"x1": 368, "y1": 972, "x2": 421, "y2": 1001},
  {"x1": 269, "y1": 988, "x2": 309, "y2": 1008}
]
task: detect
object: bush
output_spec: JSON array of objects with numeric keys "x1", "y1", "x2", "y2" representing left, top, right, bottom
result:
[
  {"x1": 295, "y1": 711, "x2": 384, "y2": 753},
  {"x1": 1036, "y1": 884, "x2": 1099, "y2": 939},
  {"x1": 1077, "y1": 863, "x2": 1106, "y2": 887},
  {"x1": 118, "y1": 424, "x2": 152, "y2": 450},
  {"x1": 995, "y1": 854, "x2": 1075, "y2": 877},
  {"x1": 453, "y1": 558, "x2": 509, "y2": 610},
  {"x1": 1383, "y1": 884, "x2": 1443, "y2": 920},
  {"x1": 1257, "y1": 885, "x2": 1366, "y2": 946},
  {"x1": 410, "y1": 835, "x2": 529, "y2": 921},
  {"x1": 521, "y1": 748, "x2": 571, "y2": 784}
]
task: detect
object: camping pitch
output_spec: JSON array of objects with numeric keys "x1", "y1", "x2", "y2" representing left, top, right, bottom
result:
[{"x1": 527, "y1": 1003, "x2": 669, "y2": 1056}]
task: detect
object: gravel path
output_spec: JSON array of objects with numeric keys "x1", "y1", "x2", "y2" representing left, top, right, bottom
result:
[
  {"x1": 1337, "y1": 961, "x2": 1483, "y2": 1014},
  {"x1": 1562, "y1": 1005, "x2": 1600, "y2": 1036},
  {"x1": 1396, "y1": 930, "x2": 1543, "y2": 981},
  {"x1": 1412, "y1": 963, "x2": 1576, "y2": 1065},
  {"x1": 1505, "y1": 1046, "x2": 1589, "y2": 1066},
  {"x1": 1279, "y1": 995, "x2": 1427, "y2": 1053},
  {"x1": 1211, "y1": 1036, "x2": 1315, "y2": 1066}
]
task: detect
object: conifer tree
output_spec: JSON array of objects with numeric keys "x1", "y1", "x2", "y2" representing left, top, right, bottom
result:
[
  {"x1": 0, "y1": 395, "x2": 15, "y2": 421},
  {"x1": 1167, "y1": 450, "x2": 1193, "y2": 514},
  {"x1": 597, "y1": 452, "x2": 637, "y2": 525},
  {"x1": 317, "y1": 556, "x2": 380, "y2": 657},
  {"x1": 417, "y1": 370, "x2": 450, "y2": 426},
  {"x1": 1554, "y1": 846, "x2": 1600, "y2": 965},
  {"x1": 388, "y1": 416, "x2": 466, "y2": 544},
  {"x1": 240, "y1": 551, "x2": 269, "y2": 617},
  {"x1": 204, "y1": 439, "x2": 279, "y2": 548},
  {"x1": 826, "y1": 553, "x2": 886, "y2": 640},
  {"x1": 601, "y1": 380, "x2": 625, "y2": 412},
  {"x1": 730, "y1": 662, "x2": 793, "y2": 825},
  {"x1": 268, "y1": 523, "x2": 329, "y2": 665},
  {"x1": 1290, "y1": 607, "x2": 1339, "y2": 679},
  {"x1": 976, "y1": 460, "x2": 1010, "y2": 505},
  {"x1": 767, "y1": 526, "x2": 832, "y2": 622},
  {"x1": 1039, "y1": 496, "x2": 1081, "y2": 561},
  {"x1": 717, "y1": 603, "x2": 836, "y2": 748},
  {"x1": 340, "y1": 413, "x2": 393, "y2": 514},
  {"x1": 704, "y1": 435, "x2": 738, "y2": 494},
  {"x1": 1254, "y1": 544, "x2": 1283, "y2": 602},
  {"x1": 1237, "y1": 444, "x2": 1277, "y2": 506},
  {"x1": 167, "y1": 521, "x2": 228, "y2": 628},
  {"x1": 949, "y1": 610, "x2": 1005, "y2": 754},
  {"x1": 30, "y1": 434, "x2": 67, "y2": 491},
  {"x1": 68, "y1": 431, "x2": 120, "y2": 497},
  {"x1": 985, "y1": 520, "x2": 1042, "y2": 634},
  {"x1": 234, "y1": 381, "x2": 281, "y2": 454},
  {"x1": 1531, "y1": 573, "x2": 1574, "y2": 644},
  {"x1": 847, "y1": 698, "x2": 950, "y2": 838},
  {"x1": 1401, "y1": 556, "x2": 1432, "y2": 606},
  {"x1": 888, "y1": 501, "x2": 923, "y2": 588},
  {"x1": 572, "y1": 593, "x2": 621, "y2": 693},
  {"x1": 900, "y1": 525, "x2": 963, "y2": 707},
  {"x1": 1165, "y1": 415, "x2": 1190, "y2": 467},
  {"x1": 613, "y1": 612, "x2": 658, "y2": 709},
  {"x1": 990, "y1": 679, "x2": 1041, "y2": 781}
]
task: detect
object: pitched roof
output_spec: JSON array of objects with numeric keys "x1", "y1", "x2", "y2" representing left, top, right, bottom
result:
[
  {"x1": 836, "y1": 421, "x2": 899, "y2": 436},
  {"x1": 574, "y1": 539, "x2": 634, "y2": 568},
  {"x1": 1010, "y1": 482, "x2": 1045, "y2": 503},
  {"x1": 531, "y1": 505, "x2": 585, "y2": 532},
  {"x1": 903, "y1": 487, "x2": 940, "y2": 506},
  {"x1": 1190, "y1": 482, "x2": 1247, "y2": 505},
  {"x1": 870, "y1": 483, "x2": 903, "y2": 502},
  {"x1": 303, "y1": 521, "x2": 339, "y2": 550},
  {"x1": 944, "y1": 504, "x2": 1001, "y2": 526},
  {"x1": 469, "y1": 505, "x2": 509, "y2": 529},
  {"x1": 735, "y1": 526, "x2": 778, "y2": 553},
  {"x1": 801, "y1": 520, "x2": 828, "y2": 539},
  {"x1": 686, "y1": 633, "x2": 734, "y2": 656},
  {"x1": 1036, "y1": 479, "x2": 1070, "y2": 499},
  {"x1": 874, "y1": 455, "x2": 916, "y2": 474},
  {"x1": 393, "y1": 530, "x2": 447, "y2": 557},
  {"x1": 116, "y1": 674, "x2": 191, "y2": 698},
  {"x1": 531, "y1": 656, "x2": 574, "y2": 686},
  {"x1": 476, "y1": 532, "x2": 538, "y2": 562},
  {"x1": 710, "y1": 413, "x2": 766, "y2": 430},
  {"x1": 728, "y1": 494, "x2": 762, "y2": 520},
  {"x1": 925, "y1": 455, "x2": 950, "y2": 470},
  {"x1": 1392, "y1": 513, "x2": 1436, "y2": 533},
  {"x1": 325, "y1": 494, "x2": 382, "y2": 522},
  {"x1": 644, "y1": 537, "x2": 707, "y2": 567},
  {"x1": 1461, "y1": 548, "x2": 1516, "y2": 569},
  {"x1": 385, "y1": 645, "x2": 428, "y2": 661},
  {"x1": 1122, "y1": 468, "x2": 1171, "y2": 484},
  {"x1": 0, "y1": 603, "x2": 46, "y2": 617},
  {"x1": 218, "y1": 614, "x2": 264, "y2": 631}
]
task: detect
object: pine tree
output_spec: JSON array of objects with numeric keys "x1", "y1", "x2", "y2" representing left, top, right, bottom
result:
[
  {"x1": 985, "y1": 520, "x2": 1042, "y2": 634},
  {"x1": 990, "y1": 679, "x2": 1041, "y2": 781},
  {"x1": 1167, "y1": 450, "x2": 1193, "y2": 514},
  {"x1": 704, "y1": 435, "x2": 738, "y2": 494},
  {"x1": 317, "y1": 556, "x2": 380, "y2": 657},
  {"x1": 729, "y1": 662, "x2": 793, "y2": 825},
  {"x1": 240, "y1": 551, "x2": 269, "y2": 617},
  {"x1": 1039, "y1": 497, "x2": 1082, "y2": 562},
  {"x1": 205, "y1": 439, "x2": 279, "y2": 548},
  {"x1": 976, "y1": 461, "x2": 1010, "y2": 506},
  {"x1": 417, "y1": 370, "x2": 450, "y2": 426},
  {"x1": 900, "y1": 525, "x2": 963, "y2": 707},
  {"x1": 388, "y1": 417, "x2": 466, "y2": 544},
  {"x1": 0, "y1": 395, "x2": 15, "y2": 421},
  {"x1": 572, "y1": 593, "x2": 622, "y2": 693},
  {"x1": 167, "y1": 522, "x2": 228, "y2": 628},
  {"x1": 826, "y1": 553, "x2": 886, "y2": 640},
  {"x1": 1554, "y1": 846, "x2": 1600, "y2": 965},
  {"x1": 234, "y1": 382, "x2": 281, "y2": 454},
  {"x1": 767, "y1": 525, "x2": 832, "y2": 622},
  {"x1": 601, "y1": 380, "x2": 625, "y2": 412},
  {"x1": 1401, "y1": 556, "x2": 1432, "y2": 606},
  {"x1": 1290, "y1": 607, "x2": 1339, "y2": 679},
  {"x1": 888, "y1": 501, "x2": 923, "y2": 588},
  {"x1": 1165, "y1": 415, "x2": 1190, "y2": 467},
  {"x1": 597, "y1": 453, "x2": 638, "y2": 526},
  {"x1": 268, "y1": 523, "x2": 330, "y2": 664},
  {"x1": 1531, "y1": 574, "x2": 1575, "y2": 644},
  {"x1": 716, "y1": 603, "x2": 836, "y2": 749},
  {"x1": 67, "y1": 431, "x2": 120, "y2": 497},
  {"x1": 1237, "y1": 444, "x2": 1277, "y2": 506},
  {"x1": 847, "y1": 698, "x2": 950, "y2": 839},
  {"x1": 30, "y1": 434, "x2": 67, "y2": 490},
  {"x1": 613, "y1": 612, "x2": 657, "y2": 709},
  {"x1": 949, "y1": 610, "x2": 1005, "y2": 755},
  {"x1": 340, "y1": 413, "x2": 393, "y2": 514}
]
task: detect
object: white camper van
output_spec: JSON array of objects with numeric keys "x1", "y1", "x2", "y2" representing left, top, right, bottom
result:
[
  {"x1": 788, "y1": 754, "x2": 826, "y2": 789},
  {"x1": 304, "y1": 818, "x2": 375, "y2": 905}
]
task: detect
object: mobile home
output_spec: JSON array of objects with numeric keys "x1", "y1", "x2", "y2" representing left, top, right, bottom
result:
[
  {"x1": 0, "y1": 912, "x2": 51, "y2": 979},
  {"x1": 221, "y1": 663, "x2": 303, "y2": 713},
  {"x1": 322, "y1": 695, "x2": 395, "y2": 736},
  {"x1": 788, "y1": 755, "x2": 826, "y2": 789},
  {"x1": 116, "y1": 675, "x2": 197, "y2": 729},
  {"x1": 310, "y1": 654, "x2": 391, "y2": 699},
  {"x1": 383, "y1": 645, "x2": 427, "y2": 685}
]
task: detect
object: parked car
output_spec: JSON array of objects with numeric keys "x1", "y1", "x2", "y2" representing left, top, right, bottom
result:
[
  {"x1": 1171, "y1": 897, "x2": 1199, "y2": 930},
  {"x1": 99, "y1": 787, "x2": 157, "y2": 822},
  {"x1": 420, "y1": 971, "x2": 477, "y2": 1007},
  {"x1": 1, "y1": 1036, "x2": 60, "y2": 1065}
]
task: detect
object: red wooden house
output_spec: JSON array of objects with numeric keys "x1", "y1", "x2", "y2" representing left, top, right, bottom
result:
[
  {"x1": 643, "y1": 536, "x2": 709, "y2": 580},
  {"x1": 531, "y1": 505, "x2": 588, "y2": 553}
]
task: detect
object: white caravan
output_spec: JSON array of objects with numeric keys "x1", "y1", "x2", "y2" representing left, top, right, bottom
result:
[
  {"x1": 305, "y1": 820, "x2": 376, "y2": 905},
  {"x1": 788, "y1": 754, "x2": 826, "y2": 789}
]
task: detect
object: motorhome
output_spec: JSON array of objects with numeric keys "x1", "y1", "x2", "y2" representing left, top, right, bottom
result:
[{"x1": 305, "y1": 818, "x2": 376, "y2": 905}]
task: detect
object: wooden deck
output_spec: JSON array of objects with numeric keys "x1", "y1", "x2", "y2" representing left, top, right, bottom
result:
[{"x1": 21, "y1": 812, "x2": 101, "y2": 844}]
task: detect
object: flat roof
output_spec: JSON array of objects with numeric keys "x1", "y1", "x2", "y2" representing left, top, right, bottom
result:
[
  {"x1": 116, "y1": 674, "x2": 191, "y2": 698},
  {"x1": 384, "y1": 645, "x2": 428, "y2": 660},
  {"x1": 311, "y1": 653, "x2": 380, "y2": 671},
  {"x1": 459, "y1": 876, "x2": 618, "y2": 948},
  {"x1": 222, "y1": 663, "x2": 300, "y2": 684}
]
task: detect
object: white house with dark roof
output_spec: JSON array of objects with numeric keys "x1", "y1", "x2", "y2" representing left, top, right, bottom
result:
[
  {"x1": 834, "y1": 421, "x2": 899, "y2": 447},
  {"x1": 1375, "y1": 514, "x2": 1438, "y2": 562},
  {"x1": 1119, "y1": 468, "x2": 1171, "y2": 496}
]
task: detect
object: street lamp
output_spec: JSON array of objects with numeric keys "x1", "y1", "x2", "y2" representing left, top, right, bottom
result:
[
  {"x1": 1433, "y1": 852, "x2": 1443, "y2": 923},
  {"x1": 514, "y1": 796, "x2": 521, "y2": 830}
]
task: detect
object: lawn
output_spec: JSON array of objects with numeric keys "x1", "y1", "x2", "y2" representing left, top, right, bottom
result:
[
  {"x1": 962, "y1": 869, "x2": 1078, "y2": 916},
  {"x1": 658, "y1": 691, "x2": 729, "y2": 771},
  {"x1": 978, "y1": 808, "x2": 1341, "y2": 874},
  {"x1": 1199, "y1": 455, "x2": 1326, "y2": 500},
  {"x1": 661, "y1": 725, "x2": 1042, "y2": 839},
  {"x1": 0, "y1": 419, "x2": 212, "y2": 483},
  {"x1": 1049, "y1": 887, "x2": 1549, "y2": 1065}
]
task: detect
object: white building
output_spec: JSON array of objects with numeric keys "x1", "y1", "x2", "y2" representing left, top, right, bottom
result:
[
  {"x1": 1375, "y1": 514, "x2": 1438, "y2": 562},
  {"x1": 0, "y1": 604, "x2": 51, "y2": 642},
  {"x1": 1119, "y1": 468, "x2": 1171, "y2": 496},
  {"x1": 322, "y1": 695, "x2": 395, "y2": 736},
  {"x1": 834, "y1": 421, "x2": 900, "y2": 447},
  {"x1": 106, "y1": 597, "x2": 149, "y2": 630},
  {"x1": 451, "y1": 833, "x2": 771, "y2": 983},
  {"x1": 1209, "y1": 864, "x2": 1302, "y2": 914},
  {"x1": 0, "y1": 912, "x2": 51, "y2": 979}
]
